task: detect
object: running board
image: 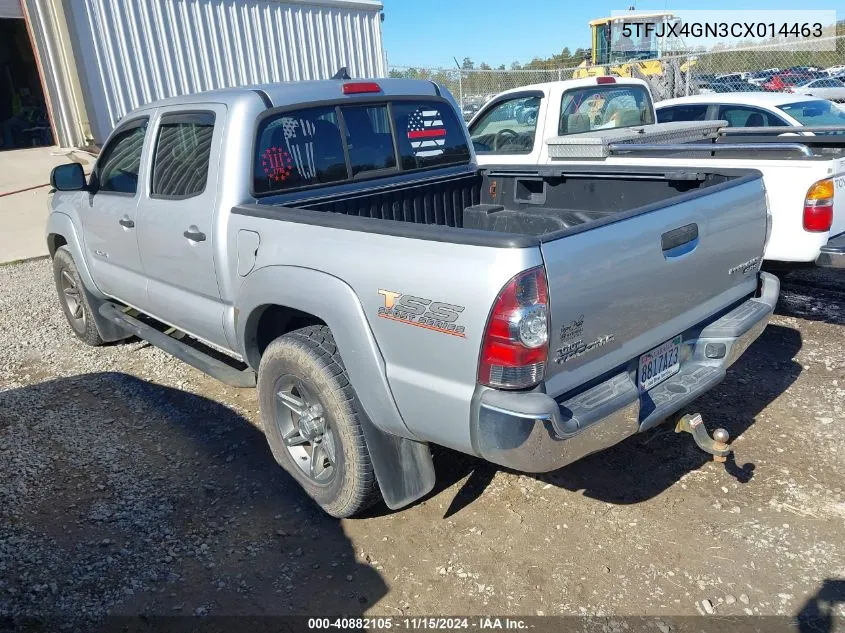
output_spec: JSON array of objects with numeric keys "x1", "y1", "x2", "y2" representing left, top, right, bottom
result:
[{"x1": 98, "y1": 303, "x2": 256, "y2": 388}]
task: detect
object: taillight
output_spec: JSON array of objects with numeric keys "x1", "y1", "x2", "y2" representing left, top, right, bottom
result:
[
  {"x1": 596, "y1": 76, "x2": 616, "y2": 84},
  {"x1": 478, "y1": 267, "x2": 549, "y2": 390},
  {"x1": 803, "y1": 178, "x2": 834, "y2": 233}
]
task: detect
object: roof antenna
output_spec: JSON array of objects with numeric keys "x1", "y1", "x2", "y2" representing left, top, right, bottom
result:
[{"x1": 332, "y1": 67, "x2": 351, "y2": 80}]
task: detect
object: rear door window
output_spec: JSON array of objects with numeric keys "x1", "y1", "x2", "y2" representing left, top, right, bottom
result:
[
  {"x1": 151, "y1": 112, "x2": 215, "y2": 199},
  {"x1": 716, "y1": 105, "x2": 788, "y2": 127}
]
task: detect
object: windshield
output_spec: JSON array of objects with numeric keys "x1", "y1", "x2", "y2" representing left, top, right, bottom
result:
[
  {"x1": 777, "y1": 100, "x2": 845, "y2": 126},
  {"x1": 609, "y1": 20, "x2": 658, "y2": 62},
  {"x1": 559, "y1": 85, "x2": 654, "y2": 135}
]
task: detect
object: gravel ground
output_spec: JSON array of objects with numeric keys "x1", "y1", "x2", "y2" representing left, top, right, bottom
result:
[{"x1": 1, "y1": 259, "x2": 844, "y2": 629}]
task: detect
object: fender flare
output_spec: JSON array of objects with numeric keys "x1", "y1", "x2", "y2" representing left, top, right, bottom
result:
[
  {"x1": 46, "y1": 212, "x2": 129, "y2": 343},
  {"x1": 236, "y1": 265, "x2": 435, "y2": 510},
  {"x1": 46, "y1": 212, "x2": 101, "y2": 297}
]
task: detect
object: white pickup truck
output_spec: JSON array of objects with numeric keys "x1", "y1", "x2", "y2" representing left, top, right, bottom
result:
[{"x1": 468, "y1": 78, "x2": 845, "y2": 269}]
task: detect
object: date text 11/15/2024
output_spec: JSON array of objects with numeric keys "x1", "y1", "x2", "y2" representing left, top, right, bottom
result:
[{"x1": 307, "y1": 616, "x2": 529, "y2": 630}]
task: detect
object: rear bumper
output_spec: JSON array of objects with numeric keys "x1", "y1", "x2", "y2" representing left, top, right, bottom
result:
[
  {"x1": 815, "y1": 232, "x2": 845, "y2": 269},
  {"x1": 470, "y1": 272, "x2": 780, "y2": 473}
]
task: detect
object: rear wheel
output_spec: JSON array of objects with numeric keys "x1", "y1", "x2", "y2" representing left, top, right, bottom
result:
[
  {"x1": 52, "y1": 247, "x2": 103, "y2": 346},
  {"x1": 258, "y1": 325, "x2": 381, "y2": 518}
]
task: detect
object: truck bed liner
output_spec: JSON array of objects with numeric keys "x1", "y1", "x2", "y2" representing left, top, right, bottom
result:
[
  {"x1": 297, "y1": 173, "x2": 481, "y2": 227},
  {"x1": 235, "y1": 166, "x2": 758, "y2": 244}
]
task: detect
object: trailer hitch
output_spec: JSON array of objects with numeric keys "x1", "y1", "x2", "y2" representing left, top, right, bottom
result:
[{"x1": 675, "y1": 413, "x2": 732, "y2": 462}]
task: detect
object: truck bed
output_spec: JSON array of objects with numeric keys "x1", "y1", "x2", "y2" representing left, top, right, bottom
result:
[{"x1": 236, "y1": 165, "x2": 757, "y2": 244}]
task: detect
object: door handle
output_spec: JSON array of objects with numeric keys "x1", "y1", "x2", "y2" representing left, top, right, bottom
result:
[
  {"x1": 119, "y1": 217, "x2": 135, "y2": 229},
  {"x1": 183, "y1": 227, "x2": 206, "y2": 242},
  {"x1": 662, "y1": 223, "x2": 698, "y2": 258}
]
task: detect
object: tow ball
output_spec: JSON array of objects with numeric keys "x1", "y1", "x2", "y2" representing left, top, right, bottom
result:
[{"x1": 674, "y1": 413, "x2": 732, "y2": 463}]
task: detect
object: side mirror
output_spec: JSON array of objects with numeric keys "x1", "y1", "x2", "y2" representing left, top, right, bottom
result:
[{"x1": 50, "y1": 163, "x2": 87, "y2": 191}]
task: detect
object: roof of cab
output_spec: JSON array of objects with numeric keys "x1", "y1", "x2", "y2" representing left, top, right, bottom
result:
[
  {"x1": 490, "y1": 77, "x2": 650, "y2": 99},
  {"x1": 132, "y1": 78, "x2": 443, "y2": 112}
]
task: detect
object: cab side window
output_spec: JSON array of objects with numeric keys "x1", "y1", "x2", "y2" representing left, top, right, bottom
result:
[
  {"x1": 656, "y1": 104, "x2": 709, "y2": 123},
  {"x1": 469, "y1": 95, "x2": 540, "y2": 155},
  {"x1": 151, "y1": 112, "x2": 216, "y2": 199},
  {"x1": 95, "y1": 118, "x2": 148, "y2": 195}
]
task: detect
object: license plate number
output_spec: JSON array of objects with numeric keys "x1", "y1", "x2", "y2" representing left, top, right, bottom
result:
[{"x1": 638, "y1": 335, "x2": 682, "y2": 391}]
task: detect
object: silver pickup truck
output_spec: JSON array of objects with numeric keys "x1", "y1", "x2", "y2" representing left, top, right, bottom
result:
[{"x1": 47, "y1": 78, "x2": 779, "y2": 517}]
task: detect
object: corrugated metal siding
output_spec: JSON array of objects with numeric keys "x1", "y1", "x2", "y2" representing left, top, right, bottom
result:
[
  {"x1": 66, "y1": 0, "x2": 386, "y2": 144},
  {"x1": 0, "y1": 0, "x2": 23, "y2": 19}
]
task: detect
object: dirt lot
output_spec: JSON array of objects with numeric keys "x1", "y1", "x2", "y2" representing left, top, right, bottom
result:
[{"x1": 1, "y1": 259, "x2": 844, "y2": 628}]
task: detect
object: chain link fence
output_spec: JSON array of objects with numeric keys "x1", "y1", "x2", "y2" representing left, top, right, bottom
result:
[{"x1": 389, "y1": 34, "x2": 845, "y2": 116}]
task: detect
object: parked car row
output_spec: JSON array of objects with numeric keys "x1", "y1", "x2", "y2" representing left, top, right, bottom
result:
[{"x1": 696, "y1": 67, "x2": 845, "y2": 101}]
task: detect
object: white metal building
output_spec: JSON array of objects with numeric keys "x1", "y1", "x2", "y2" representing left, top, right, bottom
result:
[{"x1": 4, "y1": 0, "x2": 386, "y2": 148}]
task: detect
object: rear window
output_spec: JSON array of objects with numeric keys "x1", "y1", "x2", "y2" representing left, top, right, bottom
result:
[
  {"x1": 342, "y1": 105, "x2": 396, "y2": 176},
  {"x1": 254, "y1": 99, "x2": 470, "y2": 195},
  {"x1": 558, "y1": 85, "x2": 654, "y2": 135}
]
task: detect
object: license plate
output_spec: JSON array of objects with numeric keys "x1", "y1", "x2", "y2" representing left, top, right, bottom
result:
[{"x1": 638, "y1": 335, "x2": 682, "y2": 391}]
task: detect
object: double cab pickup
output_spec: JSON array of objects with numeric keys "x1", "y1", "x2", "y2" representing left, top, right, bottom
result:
[{"x1": 47, "y1": 78, "x2": 778, "y2": 517}]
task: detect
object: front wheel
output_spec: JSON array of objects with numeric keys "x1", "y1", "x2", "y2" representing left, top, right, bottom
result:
[
  {"x1": 258, "y1": 325, "x2": 382, "y2": 518},
  {"x1": 52, "y1": 247, "x2": 104, "y2": 346}
]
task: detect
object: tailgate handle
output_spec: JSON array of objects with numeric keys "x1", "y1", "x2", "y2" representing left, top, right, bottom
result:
[{"x1": 662, "y1": 223, "x2": 699, "y2": 255}]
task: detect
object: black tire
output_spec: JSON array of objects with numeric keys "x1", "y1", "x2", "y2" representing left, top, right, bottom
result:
[
  {"x1": 52, "y1": 246, "x2": 104, "y2": 346},
  {"x1": 258, "y1": 325, "x2": 381, "y2": 518}
]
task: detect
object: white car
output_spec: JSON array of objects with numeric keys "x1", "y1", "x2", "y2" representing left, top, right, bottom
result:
[
  {"x1": 655, "y1": 92, "x2": 845, "y2": 130},
  {"x1": 792, "y1": 78, "x2": 845, "y2": 103},
  {"x1": 826, "y1": 65, "x2": 845, "y2": 77}
]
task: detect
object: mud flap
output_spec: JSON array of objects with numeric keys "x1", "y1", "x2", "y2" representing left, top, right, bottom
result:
[
  {"x1": 358, "y1": 409, "x2": 436, "y2": 510},
  {"x1": 84, "y1": 289, "x2": 132, "y2": 343}
]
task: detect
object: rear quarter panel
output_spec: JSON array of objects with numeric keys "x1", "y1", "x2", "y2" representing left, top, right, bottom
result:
[{"x1": 229, "y1": 214, "x2": 540, "y2": 453}]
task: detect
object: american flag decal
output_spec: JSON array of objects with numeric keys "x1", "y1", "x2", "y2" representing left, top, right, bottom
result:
[
  {"x1": 407, "y1": 108, "x2": 446, "y2": 157},
  {"x1": 279, "y1": 117, "x2": 318, "y2": 180}
]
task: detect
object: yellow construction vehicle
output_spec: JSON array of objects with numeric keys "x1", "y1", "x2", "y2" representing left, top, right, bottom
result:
[{"x1": 573, "y1": 12, "x2": 689, "y2": 79}]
